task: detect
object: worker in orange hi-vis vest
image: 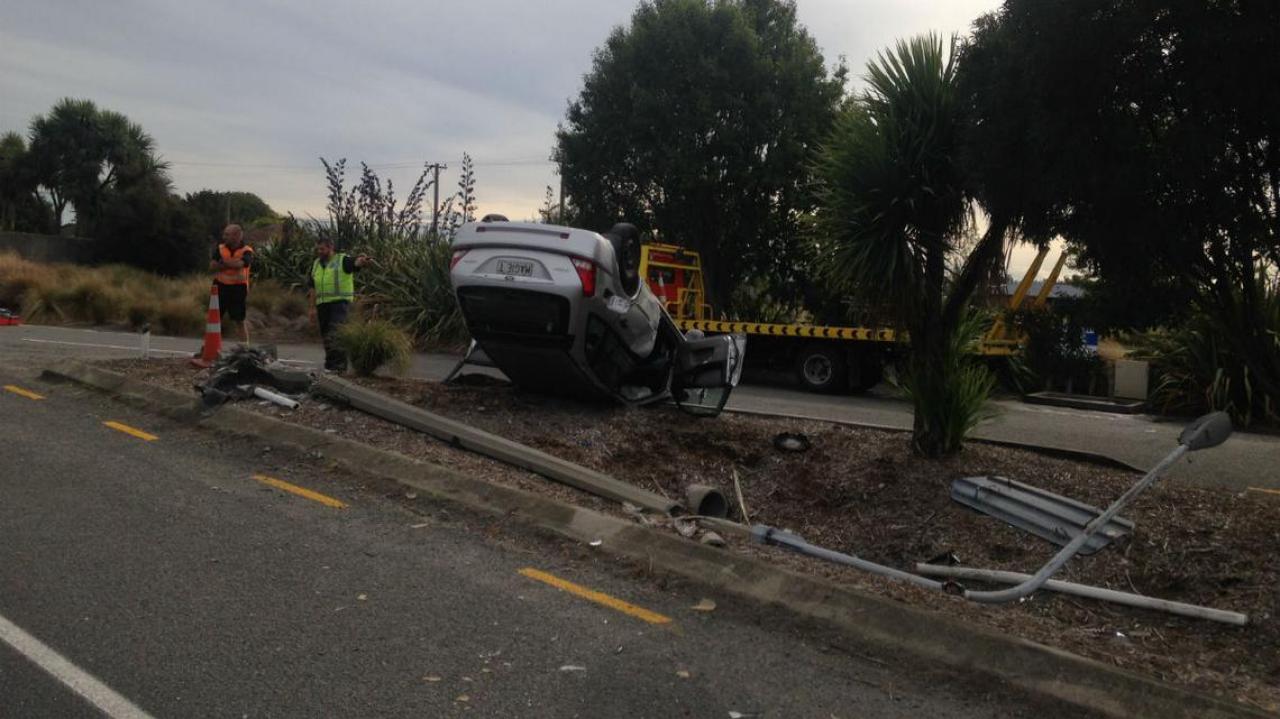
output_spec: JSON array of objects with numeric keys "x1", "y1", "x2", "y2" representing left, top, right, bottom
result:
[{"x1": 209, "y1": 223, "x2": 254, "y2": 345}]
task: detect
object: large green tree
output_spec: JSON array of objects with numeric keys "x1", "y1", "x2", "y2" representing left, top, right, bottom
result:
[
  {"x1": 183, "y1": 190, "x2": 277, "y2": 243},
  {"x1": 814, "y1": 35, "x2": 1000, "y2": 458},
  {"x1": 25, "y1": 98, "x2": 163, "y2": 236},
  {"x1": 0, "y1": 132, "x2": 46, "y2": 232},
  {"x1": 554, "y1": 0, "x2": 846, "y2": 311},
  {"x1": 962, "y1": 0, "x2": 1280, "y2": 421}
]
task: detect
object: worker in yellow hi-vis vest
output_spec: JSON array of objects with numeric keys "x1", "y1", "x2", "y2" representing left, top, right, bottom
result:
[{"x1": 308, "y1": 235, "x2": 371, "y2": 372}]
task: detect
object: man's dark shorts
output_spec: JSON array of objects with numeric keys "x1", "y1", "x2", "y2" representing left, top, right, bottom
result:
[{"x1": 215, "y1": 282, "x2": 248, "y2": 322}]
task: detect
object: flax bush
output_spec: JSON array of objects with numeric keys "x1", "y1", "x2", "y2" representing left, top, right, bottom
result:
[
  {"x1": 256, "y1": 159, "x2": 469, "y2": 348},
  {"x1": 335, "y1": 317, "x2": 412, "y2": 376}
]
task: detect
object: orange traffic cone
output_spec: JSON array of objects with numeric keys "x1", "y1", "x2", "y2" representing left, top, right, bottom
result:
[{"x1": 190, "y1": 284, "x2": 223, "y2": 368}]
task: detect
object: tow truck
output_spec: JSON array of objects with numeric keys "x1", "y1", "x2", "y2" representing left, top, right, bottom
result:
[{"x1": 638, "y1": 242, "x2": 1065, "y2": 393}]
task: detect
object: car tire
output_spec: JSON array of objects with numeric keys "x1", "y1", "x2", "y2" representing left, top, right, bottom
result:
[{"x1": 796, "y1": 344, "x2": 848, "y2": 394}]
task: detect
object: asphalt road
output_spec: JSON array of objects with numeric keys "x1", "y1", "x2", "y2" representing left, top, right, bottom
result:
[
  {"x1": 0, "y1": 367, "x2": 1074, "y2": 718},
  {"x1": 1, "y1": 323, "x2": 1274, "y2": 490}
]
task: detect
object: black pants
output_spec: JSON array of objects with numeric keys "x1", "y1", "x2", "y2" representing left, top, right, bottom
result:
[{"x1": 316, "y1": 301, "x2": 350, "y2": 371}]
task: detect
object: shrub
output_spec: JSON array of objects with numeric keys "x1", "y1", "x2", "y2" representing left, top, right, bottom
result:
[
  {"x1": 61, "y1": 279, "x2": 125, "y2": 324},
  {"x1": 335, "y1": 317, "x2": 412, "y2": 376},
  {"x1": 273, "y1": 292, "x2": 309, "y2": 319},
  {"x1": 155, "y1": 299, "x2": 203, "y2": 336},
  {"x1": 899, "y1": 311, "x2": 997, "y2": 454},
  {"x1": 1131, "y1": 272, "x2": 1280, "y2": 428},
  {"x1": 126, "y1": 300, "x2": 155, "y2": 329}
]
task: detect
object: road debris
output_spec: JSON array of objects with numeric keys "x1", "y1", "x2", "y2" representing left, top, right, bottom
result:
[
  {"x1": 951, "y1": 475, "x2": 1134, "y2": 555},
  {"x1": 772, "y1": 432, "x2": 811, "y2": 453},
  {"x1": 691, "y1": 598, "x2": 717, "y2": 612},
  {"x1": 676, "y1": 670, "x2": 691, "y2": 679}
]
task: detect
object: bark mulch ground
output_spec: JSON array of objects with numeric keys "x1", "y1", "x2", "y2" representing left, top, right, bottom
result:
[{"x1": 101, "y1": 359, "x2": 1280, "y2": 712}]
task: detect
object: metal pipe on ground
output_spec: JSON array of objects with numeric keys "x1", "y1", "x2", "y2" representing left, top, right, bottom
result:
[
  {"x1": 751, "y1": 525, "x2": 949, "y2": 592},
  {"x1": 252, "y1": 386, "x2": 299, "y2": 410},
  {"x1": 312, "y1": 374, "x2": 681, "y2": 515},
  {"x1": 916, "y1": 564, "x2": 1248, "y2": 626}
]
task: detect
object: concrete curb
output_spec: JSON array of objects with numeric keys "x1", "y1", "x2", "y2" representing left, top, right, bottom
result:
[
  {"x1": 42, "y1": 360, "x2": 1269, "y2": 719},
  {"x1": 723, "y1": 405, "x2": 1148, "y2": 473}
]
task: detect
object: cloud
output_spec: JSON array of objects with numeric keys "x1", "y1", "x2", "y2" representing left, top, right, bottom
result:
[{"x1": 4, "y1": 0, "x2": 1061, "y2": 275}]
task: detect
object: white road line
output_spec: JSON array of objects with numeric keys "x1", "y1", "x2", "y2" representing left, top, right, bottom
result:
[
  {"x1": 24, "y1": 338, "x2": 189, "y2": 355},
  {"x1": 20, "y1": 338, "x2": 315, "y2": 365},
  {"x1": 0, "y1": 612, "x2": 156, "y2": 719}
]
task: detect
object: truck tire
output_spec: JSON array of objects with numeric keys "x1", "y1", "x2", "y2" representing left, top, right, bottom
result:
[{"x1": 796, "y1": 344, "x2": 848, "y2": 394}]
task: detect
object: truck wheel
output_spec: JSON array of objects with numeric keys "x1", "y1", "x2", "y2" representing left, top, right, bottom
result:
[
  {"x1": 796, "y1": 345, "x2": 848, "y2": 394},
  {"x1": 848, "y1": 353, "x2": 884, "y2": 394}
]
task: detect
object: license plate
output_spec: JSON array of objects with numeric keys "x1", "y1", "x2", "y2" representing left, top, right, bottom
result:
[{"x1": 496, "y1": 259, "x2": 534, "y2": 277}]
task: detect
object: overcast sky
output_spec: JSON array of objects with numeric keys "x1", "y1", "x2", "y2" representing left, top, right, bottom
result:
[{"x1": 3, "y1": 0, "x2": 1060, "y2": 276}]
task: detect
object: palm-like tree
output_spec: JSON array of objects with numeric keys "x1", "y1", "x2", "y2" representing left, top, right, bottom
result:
[{"x1": 814, "y1": 34, "x2": 1005, "y2": 457}]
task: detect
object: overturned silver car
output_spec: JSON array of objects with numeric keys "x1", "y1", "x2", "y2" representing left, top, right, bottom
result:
[{"x1": 449, "y1": 219, "x2": 744, "y2": 415}]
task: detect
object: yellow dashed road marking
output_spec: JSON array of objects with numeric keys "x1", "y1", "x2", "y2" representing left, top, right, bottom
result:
[
  {"x1": 518, "y1": 567, "x2": 672, "y2": 625},
  {"x1": 252, "y1": 474, "x2": 347, "y2": 509},
  {"x1": 3, "y1": 385, "x2": 45, "y2": 401},
  {"x1": 103, "y1": 421, "x2": 158, "y2": 442},
  {"x1": 1247, "y1": 487, "x2": 1280, "y2": 497}
]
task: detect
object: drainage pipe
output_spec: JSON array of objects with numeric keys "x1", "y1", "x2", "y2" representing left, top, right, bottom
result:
[
  {"x1": 751, "y1": 525, "x2": 948, "y2": 592},
  {"x1": 916, "y1": 564, "x2": 1248, "y2": 626}
]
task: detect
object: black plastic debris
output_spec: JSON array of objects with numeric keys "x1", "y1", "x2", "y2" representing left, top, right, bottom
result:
[{"x1": 196, "y1": 345, "x2": 312, "y2": 407}]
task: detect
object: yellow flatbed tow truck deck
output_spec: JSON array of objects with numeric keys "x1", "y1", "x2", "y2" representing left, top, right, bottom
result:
[{"x1": 639, "y1": 243, "x2": 1059, "y2": 393}]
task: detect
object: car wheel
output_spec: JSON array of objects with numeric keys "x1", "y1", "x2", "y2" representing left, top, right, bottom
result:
[{"x1": 796, "y1": 345, "x2": 848, "y2": 394}]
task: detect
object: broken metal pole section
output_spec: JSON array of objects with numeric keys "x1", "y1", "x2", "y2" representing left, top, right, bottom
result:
[
  {"x1": 313, "y1": 374, "x2": 681, "y2": 515},
  {"x1": 962, "y1": 411, "x2": 1233, "y2": 605},
  {"x1": 916, "y1": 564, "x2": 1248, "y2": 626},
  {"x1": 751, "y1": 524, "x2": 949, "y2": 593}
]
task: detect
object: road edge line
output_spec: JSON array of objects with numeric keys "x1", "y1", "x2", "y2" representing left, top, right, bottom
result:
[
  {"x1": 0, "y1": 612, "x2": 156, "y2": 719},
  {"x1": 40, "y1": 359, "x2": 1269, "y2": 719}
]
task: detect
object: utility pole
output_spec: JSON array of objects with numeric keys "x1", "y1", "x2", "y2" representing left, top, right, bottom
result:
[
  {"x1": 558, "y1": 168, "x2": 565, "y2": 224},
  {"x1": 428, "y1": 163, "x2": 446, "y2": 236}
]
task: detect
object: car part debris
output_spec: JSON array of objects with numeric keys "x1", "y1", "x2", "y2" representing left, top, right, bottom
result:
[
  {"x1": 772, "y1": 432, "x2": 811, "y2": 453},
  {"x1": 951, "y1": 476, "x2": 1134, "y2": 555},
  {"x1": 314, "y1": 373, "x2": 680, "y2": 515},
  {"x1": 684, "y1": 484, "x2": 728, "y2": 518},
  {"x1": 751, "y1": 525, "x2": 951, "y2": 593},
  {"x1": 963, "y1": 411, "x2": 1234, "y2": 604},
  {"x1": 915, "y1": 564, "x2": 1248, "y2": 625},
  {"x1": 449, "y1": 221, "x2": 745, "y2": 416},
  {"x1": 197, "y1": 345, "x2": 312, "y2": 406},
  {"x1": 250, "y1": 386, "x2": 300, "y2": 409}
]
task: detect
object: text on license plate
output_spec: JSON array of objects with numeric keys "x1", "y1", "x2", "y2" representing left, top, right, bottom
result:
[{"x1": 496, "y1": 259, "x2": 534, "y2": 277}]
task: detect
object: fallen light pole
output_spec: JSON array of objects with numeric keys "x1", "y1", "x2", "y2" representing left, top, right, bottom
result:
[
  {"x1": 751, "y1": 411, "x2": 1242, "y2": 619},
  {"x1": 313, "y1": 374, "x2": 680, "y2": 515},
  {"x1": 915, "y1": 564, "x2": 1248, "y2": 625},
  {"x1": 751, "y1": 525, "x2": 952, "y2": 593},
  {"x1": 960, "y1": 411, "x2": 1233, "y2": 604}
]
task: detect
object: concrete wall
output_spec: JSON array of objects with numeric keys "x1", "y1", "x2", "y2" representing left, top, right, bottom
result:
[{"x1": 0, "y1": 231, "x2": 94, "y2": 264}]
